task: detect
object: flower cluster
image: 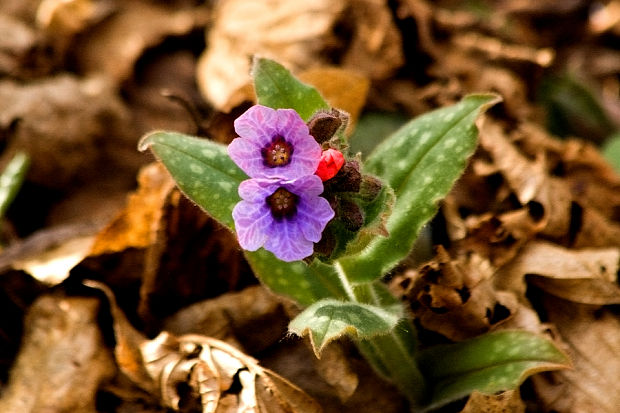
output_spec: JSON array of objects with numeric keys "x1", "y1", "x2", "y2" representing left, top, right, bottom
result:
[{"x1": 228, "y1": 105, "x2": 335, "y2": 262}]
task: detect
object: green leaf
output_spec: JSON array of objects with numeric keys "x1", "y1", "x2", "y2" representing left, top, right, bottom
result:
[
  {"x1": 537, "y1": 73, "x2": 616, "y2": 144},
  {"x1": 244, "y1": 251, "x2": 347, "y2": 306},
  {"x1": 252, "y1": 57, "x2": 329, "y2": 121},
  {"x1": 602, "y1": 132, "x2": 620, "y2": 174},
  {"x1": 337, "y1": 94, "x2": 502, "y2": 283},
  {"x1": 0, "y1": 152, "x2": 29, "y2": 218},
  {"x1": 140, "y1": 132, "x2": 349, "y2": 307},
  {"x1": 138, "y1": 131, "x2": 246, "y2": 229},
  {"x1": 289, "y1": 299, "x2": 402, "y2": 357},
  {"x1": 417, "y1": 330, "x2": 571, "y2": 409},
  {"x1": 349, "y1": 111, "x2": 409, "y2": 158}
]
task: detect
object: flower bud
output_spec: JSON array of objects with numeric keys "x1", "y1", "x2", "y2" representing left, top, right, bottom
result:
[
  {"x1": 307, "y1": 109, "x2": 343, "y2": 144},
  {"x1": 315, "y1": 149, "x2": 345, "y2": 181},
  {"x1": 325, "y1": 161, "x2": 362, "y2": 193},
  {"x1": 339, "y1": 198, "x2": 364, "y2": 231},
  {"x1": 359, "y1": 175, "x2": 383, "y2": 201},
  {"x1": 314, "y1": 227, "x2": 336, "y2": 257}
]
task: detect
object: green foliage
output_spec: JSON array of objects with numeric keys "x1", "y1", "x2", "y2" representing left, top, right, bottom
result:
[
  {"x1": 139, "y1": 59, "x2": 569, "y2": 411},
  {"x1": 337, "y1": 94, "x2": 502, "y2": 283},
  {"x1": 0, "y1": 152, "x2": 29, "y2": 219},
  {"x1": 417, "y1": 330, "x2": 571, "y2": 408},
  {"x1": 289, "y1": 299, "x2": 402, "y2": 357},
  {"x1": 349, "y1": 111, "x2": 409, "y2": 158},
  {"x1": 244, "y1": 250, "x2": 346, "y2": 306},
  {"x1": 252, "y1": 57, "x2": 329, "y2": 121},
  {"x1": 138, "y1": 131, "x2": 245, "y2": 229},
  {"x1": 538, "y1": 73, "x2": 616, "y2": 143}
]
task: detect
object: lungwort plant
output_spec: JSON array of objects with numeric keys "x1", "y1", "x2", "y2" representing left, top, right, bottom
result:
[{"x1": 139, "y1": 57, "x2": 570, "y2": 411}]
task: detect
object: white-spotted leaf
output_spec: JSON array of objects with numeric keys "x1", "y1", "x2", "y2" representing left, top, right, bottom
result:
[
  {"x1": 139, "y1": 131, "x2": 245, "y2": 228},
  {"x1": 252, "y1": 57, "x2": 329, "y2": 121},
  {"x1": 289, "y1": 299, "x2": 402, "y2": 357},
  {"x1": 417, "y1": 330, "x2": 571, "y2": 409},
  {"x1": 338, "y1": 94, "x2": 502, "y2": 282}
]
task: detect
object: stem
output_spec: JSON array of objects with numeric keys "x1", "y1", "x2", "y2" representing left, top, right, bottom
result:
[{"x1": 334, "y1": 264, "x2": 427, "y2": 409}]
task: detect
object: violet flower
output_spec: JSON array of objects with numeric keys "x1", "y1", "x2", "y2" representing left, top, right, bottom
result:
[
  {"x1": 228, "y1": 105, "x2": 322, "y2": 180},
  {"x1": 232, "y1": 175, "x2": 334, "y2": 262}
]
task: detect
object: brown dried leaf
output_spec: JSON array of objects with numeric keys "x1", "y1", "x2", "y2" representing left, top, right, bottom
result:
[
  {"x1": 197, "y1": 0, "x2": 346, "y2": 110},
  {"x1": 298, "y1": 67, "x2": 369, "y2": 133},
  {"x1": 460, "y1": 390, "x2": 525, "y2": 413},
  {"x1": 0, "y1": 74, "x2": 129, "y2": 188},
  {"x1": 141, "y1": 332, "x2": 323, "y2": 413},
  {"x1": 90, "y1": 163, "x2": 175, "y2": 255},
  {"x1": 72, "y1": 0, "x2": 209, "y2": 82},
  {"x1": 0, "y1": 223, "x2": 99, "y2": 285},
  {"x1": 138, "y1": 187, "x2": 251, "y2": 323},
  {"x1": 394, "y1": 246, "x2": 518, "y2": 340},
  {"x1": 0, "y1": 294, "x2": 116, "y2": 413},
  {"x1": 163, "y1": 285, "x2": 289, "y2": 354},
  {"x1": 0, "y1": 13, "x2": 37, "y2": 76},
  {"x1": 496, "y1": 241, "x2": 620, "y2": 304},
  {"x1": 87, "y1": 281, "x2": 321, "y2": 412},
  {"x1": 339, "y1": 0, "x2": 404, "y2": 80},
  {"x1": 532, "y1": 296, "x2": 620, "y2": 413}
]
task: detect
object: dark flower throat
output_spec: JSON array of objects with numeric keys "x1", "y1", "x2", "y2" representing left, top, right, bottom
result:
[
  {"x1": 267, "y1": 187, "x2": 298, "y2": 219},
  {"x1": 262, "y1": 136, "x2": 293, "y2": 167}
]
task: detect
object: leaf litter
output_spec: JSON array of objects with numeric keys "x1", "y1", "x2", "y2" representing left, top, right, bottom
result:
[{"x1": 0, "y1": 0, "x2": 619, "y2": 412}]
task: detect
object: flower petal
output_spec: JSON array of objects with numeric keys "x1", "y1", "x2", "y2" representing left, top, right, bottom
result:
[
  {"x1": 296, "y1": 196, "x2": 335, "y2": 242},
  {"x1": 232, "y1": 200, "x2": 272, "y2": 251},
  {"x1": 227, "y1": 137, "x2": 265, "y2": 178},
  {"x1": 238, "y1": 178, "x2": 280, "y2": 202},
  {"x1": 233, "y1": 105, "x2": 278, "y2": 147},
  {"x1": 283, "y1": 174, "x2": 325, "y2": 198},
  {"x1": 264, "y1": 218, "x2": 314, "y2": 262},
  {"x1": 278, "y1": 109, "x2": 322, "y2": 178}
]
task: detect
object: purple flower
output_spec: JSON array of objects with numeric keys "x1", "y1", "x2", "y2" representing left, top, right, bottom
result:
[
  {"x1": 228, "y1": 105, "x2": 322, "y2": 179},
  {"x1": 232, "y1": 175, "x2": 334, "y2": 262}
]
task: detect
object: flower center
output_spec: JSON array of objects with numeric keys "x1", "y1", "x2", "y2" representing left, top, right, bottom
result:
[
  {"x1": 266, "y1": 187, "x2": 298, "y2": 219},
  {"x1": 261, "y1": 136, "x2": 293, "y2": 167}
]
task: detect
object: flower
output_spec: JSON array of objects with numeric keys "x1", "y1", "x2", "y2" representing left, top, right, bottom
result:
[
  {"x1": 228, "y1": 105, "x2": 322, "y2": 180},
  {"x1": 232, "y1": 175, "x2": 335, "y2": 262},
  {"x1": 315, "y1": 149, "x2": 345, "y2": 181}
]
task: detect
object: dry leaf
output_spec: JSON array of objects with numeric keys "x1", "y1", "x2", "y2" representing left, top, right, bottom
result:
[
  {"x1": 0, "y1": 13, "x2": 37, "y2": 76},
  {"x1": 460, "y1": 390, "x2": 525, "y2": 413},
  {"x1": 0, "y1": 223, "x2": 100, "y2": 285},
  {"x1": 72, "y1": 0, "x2": 209, "y2": 82},
  {"x1": 197, "y1": 0, "x2": 346, "y2": 110},
  {"x1": 298, "y1": 67, "x2": 369, "y2": 133},
  {"x1": 138, "y1": 188, "x2": 252, "y2": 324},
  {"x1": 90, "y1": 163, "x2": 175, "y2": 255},
  {"x1": 163, "y1": 285, "x2": 289, "y2": 354},
  {"x1": 495, "y1": 241, "x2": 620, "y2": 304},
  {"x1": 0, "y1": 294, "x2": 116, "y2": 413},
  {"x1": 0, "y1": 74, "x2": 129, "y2": 188},
  {"x1": 339, "y1": 0, "x2": 404, "y2": 79},
  {"x1": 86, "y1": 281, "x2": 322, "y2": 412},
  {"x1": 394, "y1": 246, "x2": 518, "y2": 340},
  {"x1": 531, "y1": 296, "x2": 620, "y2": 413}
]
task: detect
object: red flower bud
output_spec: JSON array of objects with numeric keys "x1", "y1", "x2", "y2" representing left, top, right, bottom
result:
[{"x1": 315, "y1": 149, "x2": 345, "y2": 181}]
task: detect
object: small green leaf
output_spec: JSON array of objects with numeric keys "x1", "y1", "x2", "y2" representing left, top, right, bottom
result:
[
  {"x1": 0, "y1": 152, "x2": 29, "y2": 218},
  {"x1": 337, "y1": 94, "x2": 502, "y2": 282},
  {"x1": 289, "y1": 299, "x2": 402, "y2": 357},
  {"x1": 417, "y1": 330, "x2": 571, "y2": 409},
  {"x1": 138, "y1": 131, "x2": 246, "y2": 229},
  {"x1": 252, "y1": 57, "x2": 329, "y2": 121}
]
